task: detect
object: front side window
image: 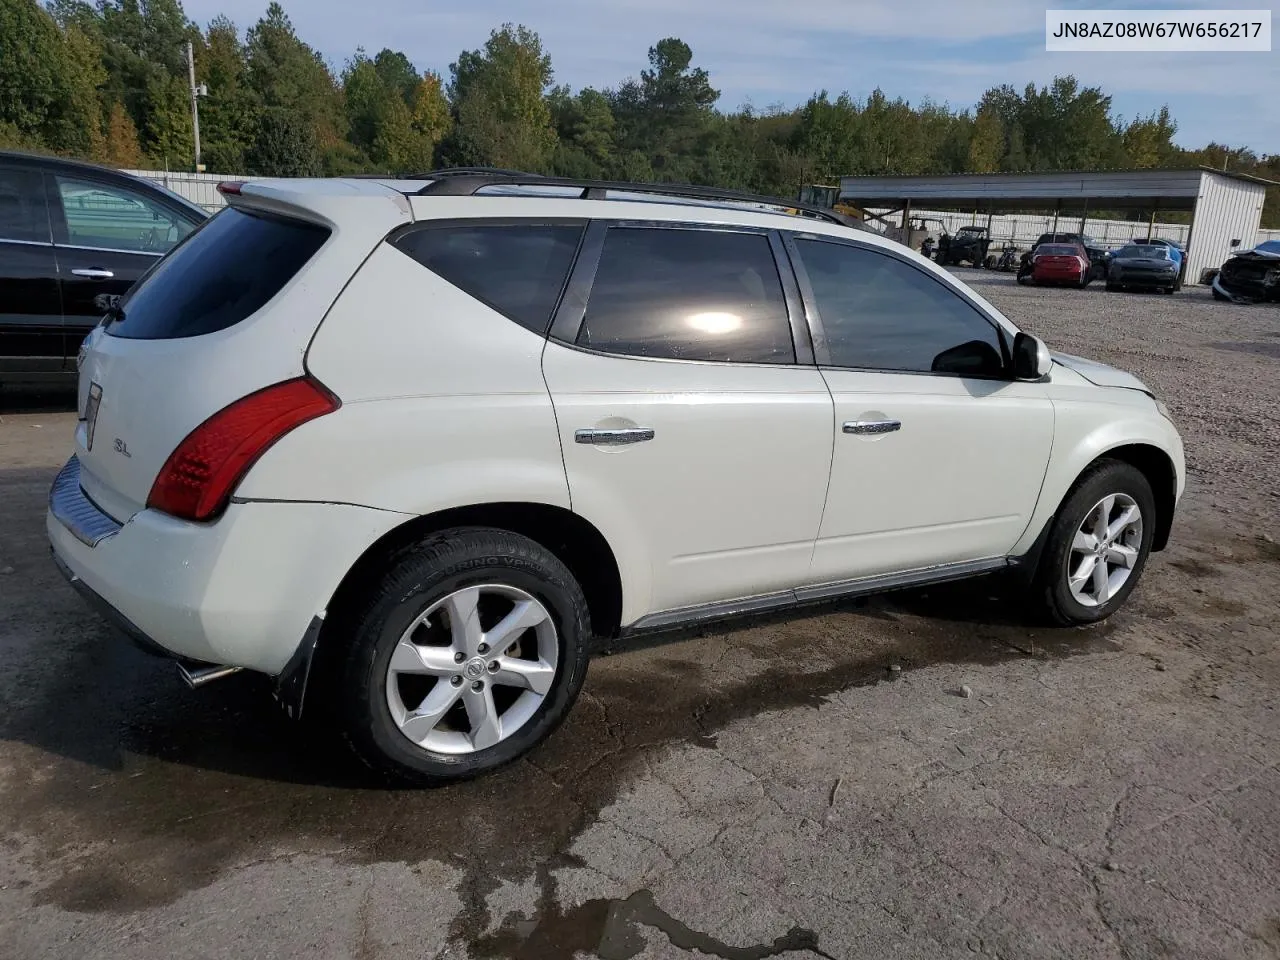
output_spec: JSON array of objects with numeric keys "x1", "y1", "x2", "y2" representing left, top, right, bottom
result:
[
  {"x1": 795, "y1": 238, "x2": 1006, "y2": 378},
  {"x1": 578, "y1": 227, "x2": 794, "y2": 364},
  {"x1": 393, "y1": 222, "x2": 584, "y2": 335},
  {"x1": 55, "y1": 176, "x2": 195, "y2": 253}
]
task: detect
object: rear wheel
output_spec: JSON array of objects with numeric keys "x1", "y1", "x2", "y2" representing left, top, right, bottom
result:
[
  {"x1": 337, "y1": 528, "x2": 591, "y2": 785},
  {"x1": 1030, "y1": 461, "x2": 1156, "y2": 626}
]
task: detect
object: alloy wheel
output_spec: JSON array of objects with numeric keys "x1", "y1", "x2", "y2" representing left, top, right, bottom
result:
[
  {"x1": 1065, "y1": 494, "x2": 1143, "y2": 607},
  {"x1": 384, "y1": 584, "x2": 559, "y2": 754}
]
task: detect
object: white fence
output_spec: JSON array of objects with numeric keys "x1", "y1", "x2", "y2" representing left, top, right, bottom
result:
[{"x1": 127, "y1": 169, "x2": 1280, "y2": 248}]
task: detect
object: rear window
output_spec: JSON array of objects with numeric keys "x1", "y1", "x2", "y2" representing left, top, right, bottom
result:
[
  {"x1": 392, "y1": 222, "x2": 584, "y2": 335},
  {"x1": 1037, "y1": 245, "x2": 1079, "y2": 256},
  {"x1": 111, "y1": 208, "x2": 329, "y2": 340}
]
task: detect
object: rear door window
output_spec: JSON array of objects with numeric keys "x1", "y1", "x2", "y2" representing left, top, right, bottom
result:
[
  {"x1": 55, "y1": 176, "x2": 195, "y2": 253},
  {"x1": 111, "y1": 208, "x2": 330, "y2": 340},
  {"x1": 0, "y1": 167, "x2": 50, "y2": 243},
  {"x1": 576, "y1": 226, "x2": 795, "y2": 364},
  {"x1": 393, "y1": 222, "x2": 584, "y2": 335}
]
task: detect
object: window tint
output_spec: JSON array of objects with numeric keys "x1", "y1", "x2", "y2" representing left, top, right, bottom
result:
[
  {"x1": 1038, "y1": 245, "x2": 1081, "y2": 256},
  {"x1": 112, "y1": 208, "x2": 329, "y2": 340},
  {"x1": 578, "y1": 227, "x2": 794, "y2": 364},
  {"x1": 0, "y1": 167, "x2": 48, "y2": 243},
  {"x1": 394, "y1": 223, "x2": 584, "y2": 335},
  {"x1": 796, "y1": 239, "x2": 1006, "y2": 378},
  {"x1": 55, "y1": 176, "x2": 195, "y2": 253}
]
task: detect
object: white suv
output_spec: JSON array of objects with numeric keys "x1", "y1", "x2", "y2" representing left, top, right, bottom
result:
[{"x1": 48, "y1": 171, "x2": 1185, "y2": 784}]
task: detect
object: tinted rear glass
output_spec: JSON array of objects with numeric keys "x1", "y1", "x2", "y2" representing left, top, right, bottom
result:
[
  {"x1": 111, "y1": 208, "x2": 329, "y2": 340},
  {"x1": 392, "y1": 222, "x2": 584, "y2": 335},
  {"x1": 1037, "y1": 245, "x2": 1078, "y2": 256}
]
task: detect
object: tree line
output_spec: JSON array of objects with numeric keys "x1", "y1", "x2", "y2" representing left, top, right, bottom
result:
[{"x1": 2, "y1": 0, "x2": 1277, "y2": 225}]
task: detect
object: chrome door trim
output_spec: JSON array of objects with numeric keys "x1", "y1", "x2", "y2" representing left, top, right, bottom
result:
[
  {"x1": 70, "y1": 268, "x2": 115, "y2": 279},
  {"x1": 574, "y1": 427, "x2": 655, "y2": 446},
  {"x1": 843, "y1": 419, "x2": 902, "y2": 435}
]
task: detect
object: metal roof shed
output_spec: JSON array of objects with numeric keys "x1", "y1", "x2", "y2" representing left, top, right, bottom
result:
[{"x1": 838, "y1": 168, "x2": 1273, "y2": 283}]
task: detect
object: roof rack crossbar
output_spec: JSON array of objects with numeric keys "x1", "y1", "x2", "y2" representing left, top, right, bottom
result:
[{"x1": 412, "y1": 170, "x2": 869, "y2": 229}]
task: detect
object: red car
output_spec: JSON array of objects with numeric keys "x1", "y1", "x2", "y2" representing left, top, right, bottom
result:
[{"x1": 1030, "y1": 243, "x2": 1091, "y2": 287}]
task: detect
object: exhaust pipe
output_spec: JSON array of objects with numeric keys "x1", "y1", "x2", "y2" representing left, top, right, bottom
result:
[{"x1": 177, "y1": 662, "x2": 243, "y2": 689}]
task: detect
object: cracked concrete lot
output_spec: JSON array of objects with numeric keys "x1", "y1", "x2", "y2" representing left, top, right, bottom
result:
[{"x1": 2, "y1": 272, "x2": 1279, "y2": 959}]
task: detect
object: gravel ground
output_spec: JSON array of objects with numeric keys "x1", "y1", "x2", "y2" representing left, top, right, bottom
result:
[{"x1": 1, "y1": 273, "x2": 1278, "y2": 960}]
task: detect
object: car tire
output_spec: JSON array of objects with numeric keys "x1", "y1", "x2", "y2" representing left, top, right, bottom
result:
[
  {"x1": 1211, "y1": 287, "x2": 1230, "y2": 302},
  {"x1": 1105, "y1": 281, "x2": 1117, "y2": 292},
  {"x1": 1030, "y1": 461, "x2": 1157, "y2": 627},
  {"x1": 336, "y1": 527, "x2": 591, "y2": 785}
]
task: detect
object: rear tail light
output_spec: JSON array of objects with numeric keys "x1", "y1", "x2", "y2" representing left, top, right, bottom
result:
[
  {"x1": 147, "y1": 376, "x2": 339, "y2": 521},
  {"x1": 217, "y1": 181, "x2": 244, "y2": 196}
]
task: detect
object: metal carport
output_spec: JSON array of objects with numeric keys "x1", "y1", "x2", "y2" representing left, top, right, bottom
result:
[{"x1": 838, "y1": 168, "x2": 1274, "y2": 284}]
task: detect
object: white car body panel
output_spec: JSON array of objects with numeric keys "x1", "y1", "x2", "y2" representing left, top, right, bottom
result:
[
  {"x1": 48, "y1": 498, "x2": 410, "y2": 674},
  {"x1": 237, "y1": 243, "x2": 571, "y2": 515},
  {"x1": 812, "y1": 372, "x2": 1054, "y2": 583},
  {"x1": 541, "y1": 341, "x2": 834, "y2": 620}
]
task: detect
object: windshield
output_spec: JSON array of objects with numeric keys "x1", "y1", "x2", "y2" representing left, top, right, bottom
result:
[{"x1": 1116, "y1": 245, "x2": 1168, "y2": 259}]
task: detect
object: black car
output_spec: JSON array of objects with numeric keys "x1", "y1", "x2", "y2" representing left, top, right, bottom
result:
[
  {"x1": 0, "y1": 150, "x2": 208, "y2": 383},
  {"x1": 1017, "y1": 232, "x2": 1109, "y2": 284},
  {"x1": 1105, "y1": 244, "x2": 1181, "y2": 293},
  {"x1": 1211, "y1": 240, "x2": 1280, "y2": 303}
]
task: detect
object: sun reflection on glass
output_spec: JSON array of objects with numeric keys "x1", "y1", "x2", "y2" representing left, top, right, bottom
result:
[{"x1": 686, "y1": 312, "x2": 742, "y2": 334}]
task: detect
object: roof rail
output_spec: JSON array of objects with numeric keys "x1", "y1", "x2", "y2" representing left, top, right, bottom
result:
[{"x1": 411, "y1": 169, "x2": 870, "y2": 230}]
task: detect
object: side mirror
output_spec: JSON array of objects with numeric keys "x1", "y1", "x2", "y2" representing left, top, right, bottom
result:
[{"x1": 1012, "y1": 332, "x2": 1052, "y2": 381}]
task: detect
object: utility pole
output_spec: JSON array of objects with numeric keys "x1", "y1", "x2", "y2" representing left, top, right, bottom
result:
[{"x1": 185, "y1": 41, "x2": 207, "y2": 172}]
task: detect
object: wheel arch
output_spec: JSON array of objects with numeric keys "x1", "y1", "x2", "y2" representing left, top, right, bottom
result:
[
  {"x1": 322, "y1": 502, "x2": 625, "y2": 643},
  {"x1": 1009, "y1": 441, "x2": 1179, "y2": 584}
]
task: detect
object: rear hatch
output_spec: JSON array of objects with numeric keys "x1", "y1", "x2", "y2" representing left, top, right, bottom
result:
[{"x1": 73, "y1": 179, "x2": 413, "y2": 520}]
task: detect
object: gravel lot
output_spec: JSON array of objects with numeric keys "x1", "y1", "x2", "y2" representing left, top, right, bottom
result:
[{"x1": 1, "y1": 273, "x2": 1278, "y2": 960}]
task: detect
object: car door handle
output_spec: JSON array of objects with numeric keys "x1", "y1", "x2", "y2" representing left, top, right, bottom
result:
[
  {"x1": 71, "y1": 268, "x2": 115, "y2": 279},
  {"x1": 575, "y1": 428, "x2": 655, "y2": 446},
  {"x1": 843, "y1": 419, "x2": 901, "y2": 435}
]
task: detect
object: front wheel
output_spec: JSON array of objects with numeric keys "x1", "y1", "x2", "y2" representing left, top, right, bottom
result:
[
  {"x1": 336, "y1": 528, "x2": 591, "y2": 785},
  {"x1": 1030, "y1": 461, "x2": 1156, "y2": 626}
]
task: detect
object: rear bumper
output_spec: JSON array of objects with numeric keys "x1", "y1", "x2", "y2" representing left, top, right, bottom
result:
[{"x1": 48, "y1": 456, "x2": 411, "y2": 675}]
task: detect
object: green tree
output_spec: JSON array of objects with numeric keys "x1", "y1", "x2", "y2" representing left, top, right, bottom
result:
[
  {"x1": 967, "y1": 106, "x2": 1003, "y2": 173},
  {"x1": 246, "y1": 105, "x2": 320, "y2": 176},
  {"x1": 373, "y1": 48, "x2": 419, "y2": 106},
  {"x1": 246, "y1": 2, "x2": 344, "y2": 169},
  {"x1": 549, "y1": 85, "x2": 615, "y2": 177},
  {"x1": 197, "y1": 15, "x2": 258, "y2": 172},
  {"x1": 450, "y1": 23, "x2": 556, "y2": 169},
  {"x1": 1123, "y1": 106, "x2": 1177, "y2": 168}
]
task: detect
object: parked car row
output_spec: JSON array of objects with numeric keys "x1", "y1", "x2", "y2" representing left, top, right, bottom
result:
[{"x1": 0, "y1": 150, "x2": 209, "y2": 384}]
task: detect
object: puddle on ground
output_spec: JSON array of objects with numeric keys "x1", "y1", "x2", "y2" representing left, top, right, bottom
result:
[{"x1": 474, "y1": 887, "x2": 834, "y2": 960}]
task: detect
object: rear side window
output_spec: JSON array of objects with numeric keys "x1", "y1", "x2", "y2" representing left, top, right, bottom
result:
[
  {"x1": 112, "y1": 208, "x2": 329, "y2": 340},
  {"x1": 578, "y1": 227, "x2": 794, "y2": 364},
  {"x1": 0, "y1": 167, "x2": 49, "y2": 243},
  {"x1": 393, "y1": 223, "x2": 584, "y2": 335}
]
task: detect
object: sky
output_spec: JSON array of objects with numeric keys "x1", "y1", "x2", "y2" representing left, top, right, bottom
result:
[{"x1": 181, "y1": 0, "x2": 1280, "y2": 154}]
